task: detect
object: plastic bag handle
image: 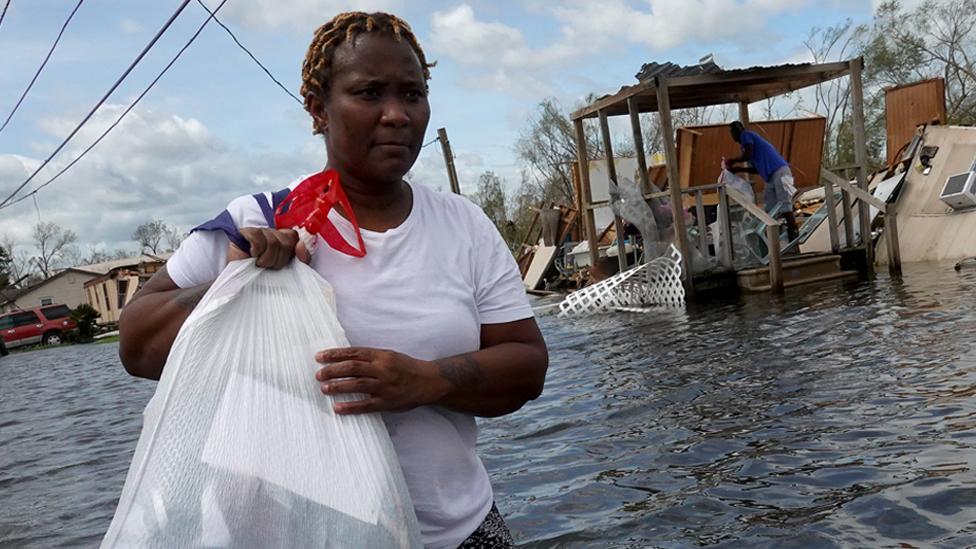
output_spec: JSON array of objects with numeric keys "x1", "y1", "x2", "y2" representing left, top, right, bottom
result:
[{"x1": 274, "y1": 170, "x2": 367, "y2": 258}]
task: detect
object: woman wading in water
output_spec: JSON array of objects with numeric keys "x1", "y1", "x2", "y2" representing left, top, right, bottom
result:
[{"x1": 119, "y1": 11, "x2": 548, "y2": 548}]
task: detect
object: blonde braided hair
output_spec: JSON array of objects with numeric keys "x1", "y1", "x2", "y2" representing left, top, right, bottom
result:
[{"x1": 301, "y1": 12, "x2": 434, "y2": 135}]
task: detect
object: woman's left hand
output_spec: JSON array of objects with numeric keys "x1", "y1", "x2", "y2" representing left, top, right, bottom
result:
[{"x1": 315, "y1": 348, "x2": 449, "y2": 414}]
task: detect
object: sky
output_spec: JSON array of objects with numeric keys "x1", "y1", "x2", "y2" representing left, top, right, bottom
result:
[{"x1": 0, "y1": 0, "x2": 915, "y2": 258}]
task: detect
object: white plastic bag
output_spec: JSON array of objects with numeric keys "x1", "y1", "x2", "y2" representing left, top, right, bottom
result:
[
  {"x1": 718, "y1": 169, "x2": 755, "y2": 203},
  {"x1": 780, "y1": 172, "x2": 797, "y2": 199},
  {"x1": 102, "y1": 259, "x2": 421, "y2": 548}
]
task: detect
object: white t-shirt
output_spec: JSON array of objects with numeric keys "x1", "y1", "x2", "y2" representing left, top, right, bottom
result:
[{"x1": 166, "y1": 178, "x2": 534, "y2": 548}]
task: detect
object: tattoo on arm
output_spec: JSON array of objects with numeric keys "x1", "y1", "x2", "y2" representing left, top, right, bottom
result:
[{"x1": 436, "y1": 354, "x2": 486, "y2": 390}]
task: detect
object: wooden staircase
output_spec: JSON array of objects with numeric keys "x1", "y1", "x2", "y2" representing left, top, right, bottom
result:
[{"x1": 736, "y1": 253, "x2": 859, "y2": 293}]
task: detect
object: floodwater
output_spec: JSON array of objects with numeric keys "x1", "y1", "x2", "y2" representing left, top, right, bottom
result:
[{"x1": 3, "y1": 262, "x2": 976, "y2": 548}]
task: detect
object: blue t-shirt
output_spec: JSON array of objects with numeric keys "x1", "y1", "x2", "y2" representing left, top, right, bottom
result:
[{"x1": 740, "y1": 130, "x2": 788, "y2": 182}]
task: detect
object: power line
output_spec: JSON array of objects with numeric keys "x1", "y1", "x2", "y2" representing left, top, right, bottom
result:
[
  {"x1": 2, "y1": 0, "x2": 229, "y2": 210},
  {"x1": 0, "y1": 0, "x2": 193, "y2": 210},
  {"x1": 0, "y1": 1, "x2": 10, "y2": 32},
  {"x1": 194, "y1": 0, "x2": 302, "y2": 105},
  {"x1": 0, "y1": 0, "x2": 85, "y2": 136}
]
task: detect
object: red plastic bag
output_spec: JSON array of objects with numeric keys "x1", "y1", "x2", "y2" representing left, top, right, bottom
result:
[{"x1": 274, "y1": 169, "x2": 367, "y2": 258}]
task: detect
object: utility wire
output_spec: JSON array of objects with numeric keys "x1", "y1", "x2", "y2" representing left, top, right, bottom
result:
[
  {"x1": 0, "y1": 1, "x2": 10, "y2": 32},
  {"x1": 0, "y1": 0, "x2": 85, "y2": 135},
  {"x1": 1, "y1": 0, "x2": 229, "y2": 210},
  {"x1": 421, "y1": 136, "x2": 440, "y2": 149},
  {"x1": 195, "y1": 0, "x2": 302, "y2": 105},
  {"x1": 0, "y1": 0, "x2": 193, "y2": 209}
]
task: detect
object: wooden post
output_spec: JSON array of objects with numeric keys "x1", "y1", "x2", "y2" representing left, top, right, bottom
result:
[
  {"x1": 823, "y1": 177, "x2": 841, "y2": 253},
  {"x1": 627, "y1": 97, "x2": 652, "y2": 196},
  {"x1": 766, "y1": 223, "x2": 784, "y2": 293},
  {"x1": 656, "y1": 77, "x2": 694, "y2": 297},
  {"x1": 841, "y1": 188, "x2": 855, "y2": 248},
  {"x1": 717, "y1": 185, "x2": 733, "y2": 268},
  {"x1": 738, "y1": 101, "x2": 753, "y2": 189},
  {"x1": 738, "y1": 101, "x2": 750, "y2": 125},
  {"x1": 886, "y1": 205, "x2": 903, "y2": 275},
  {"x1": 437, "y1": 128, "x2": 461, "y2": 195},
  {"x1": 598, "y1": 109, "x2": 628, "y2": 273},
  {"x1": 849, "y1": 58, "x2": 874, "y2": 269},
  {"x1": 573, "y1": 119, "x2": 599, "y2": 270},
  {"x1": 628, "y1": 97, "x2": 651, "y2": 265},
  {"x1": 695, "y1": 190, "x2": 709, "y2": 256}
]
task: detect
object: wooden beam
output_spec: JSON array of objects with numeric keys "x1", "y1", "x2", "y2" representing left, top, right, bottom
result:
[
  {"x1": 572, "y1": 82, "x2": 651, "y2": 120},
  {"x1": 437, "y1": 128, "x2": 461, "y2": 195},
  {"x1": 823, "y1": 176, "x2": 841, "y2": 253},
  {"x1": 694, "y1": 190, "x2": 709, "y2": 256},
  {"x1": 656, "y1": 77, "x2": 694, "y2": 298},
  {"x1": 766, "y1": 224, "x2": 784, "y2": 294},
  {"x1": 573, "y1": 119, "x2": 599, "y2": 270},
  {"x1": 738, "y1": 101, "x2": 753, "y2": 189},
  {"x1": 821, "y1": 168, "x2": 887, "y2": 211},
  {"x1": 628, "y1": 96, "x2": 652, "y2": 196},
  {"x1": 841, "y1": 188, "x2": 855, "y2": 248},
  {"x1": 598, "y1": 109, "x2": 628, "y2": 273},
  {"x1": 725, "y1": 186, "x2": 778, "y2": 225},
  {"x1": 849, "y1": 57, "x2": 874, "y2": 267},
  {"x1": 716, "y1": 186, "x2": 734, "y2": 268}
]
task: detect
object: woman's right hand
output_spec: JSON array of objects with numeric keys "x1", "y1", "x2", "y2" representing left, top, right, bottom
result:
[{"x1": 226, "y1": 227, "x2": 311, "y2": 268}]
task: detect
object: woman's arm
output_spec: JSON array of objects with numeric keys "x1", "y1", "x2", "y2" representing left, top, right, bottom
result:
[
  {"x1": 315, "y1": 317, "x2": 549, "y2": 417},
  {"x1": 118, "y1": 268, "x2": 211, "y2": 380},
  {"x1": 119, "y1": 228, "x2": 307, "y2": 380}
]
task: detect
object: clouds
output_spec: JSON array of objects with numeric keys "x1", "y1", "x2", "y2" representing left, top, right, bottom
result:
[
  {"x1": 203, "y1": 0, "x2": 405, "y2": 31},
  {"x1": 429, "y1": 0, "x2": 810, "y2": 95},
  {"x1": 0, "y1": 104, "x2": 324, "y2": 252}
]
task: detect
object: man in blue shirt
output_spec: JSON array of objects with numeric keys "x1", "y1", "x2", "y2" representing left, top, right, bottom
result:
[{"x1": 725, "y1": 121, "x2": 798, "y2": 241}]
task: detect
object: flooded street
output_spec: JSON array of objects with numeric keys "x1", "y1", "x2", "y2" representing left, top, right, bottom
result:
[{"x1": 4, "y1": 262, "x2": 976, "y2": 547}]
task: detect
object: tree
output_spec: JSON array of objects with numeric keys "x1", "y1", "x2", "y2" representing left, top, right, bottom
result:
[
  {"x1": 69, "y1": 303, "x2": 101, "y2": 343},
  {"x1": 865, "y1": 0, "x2": 976, "y2": 124},
  {"x1": 472, "y1": 171, "x2": 518, "y2": 250},
  {"x1": 163, "y1": 224, "x2": 185, "y2": 252},
  {"x1": 0, "y1": 245, "x2": 11, "y2": 290},
  {"x1": 84, "y1": 245, "x2": 112, "y2": 265},
  {"x1": 31, "y1": 222, "x2": 77, "y2": 279},
  {"x1": 1, "y1": 234, "x2": 33, "y2": 285},
  {"x1": 516, "y1": 98, "x2": 606, "y2": 206},
  {"x1": 801, "y1": 19, "x2": 869, "y2": 167},
  {"x1": 132, "y1": 219, "x2": 167, "y2": 254}
]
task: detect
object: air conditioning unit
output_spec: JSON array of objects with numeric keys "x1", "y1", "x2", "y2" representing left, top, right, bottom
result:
[{"x1": 940, "y1": 170, "x2": 976, "y2": 210}]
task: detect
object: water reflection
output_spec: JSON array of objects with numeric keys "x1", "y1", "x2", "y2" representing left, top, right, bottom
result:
[
  {"x1": 1, "y1": 263, "x2": 976, "y2": 547},
  {"x1": 481, "y1": 262, "x2": 976, "y2": 547}
]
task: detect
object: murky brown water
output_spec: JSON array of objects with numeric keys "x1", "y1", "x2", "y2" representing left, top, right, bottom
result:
[{"x1": 2, "y1": 262, "x2": 976, "y2": 547}]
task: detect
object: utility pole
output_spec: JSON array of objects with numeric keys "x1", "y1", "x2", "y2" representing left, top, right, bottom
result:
[{"x1": 437, "y1": 127, "x2": 461, "y2": 195}]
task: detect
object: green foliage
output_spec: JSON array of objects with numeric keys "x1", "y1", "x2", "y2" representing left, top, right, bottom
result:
[{"x1": 70, "y1": 303, "x2": 101, "y2": 343}]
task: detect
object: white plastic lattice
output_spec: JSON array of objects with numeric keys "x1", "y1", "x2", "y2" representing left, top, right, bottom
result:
[{"x1": 558, "y1": 244, "x2": 685, "y2": 317}]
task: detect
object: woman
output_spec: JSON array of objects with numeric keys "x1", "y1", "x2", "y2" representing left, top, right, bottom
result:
[{"x1": 118, "y1": 12, "x2": 548, "y2": 549}]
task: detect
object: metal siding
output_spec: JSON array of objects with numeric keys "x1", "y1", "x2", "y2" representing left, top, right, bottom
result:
[
  {"x1": 677, "y1": 117, "x2": 826, "y2": 206},
  {"x1": 885, "y1": 78, "x2": 947, "y2": 164}
]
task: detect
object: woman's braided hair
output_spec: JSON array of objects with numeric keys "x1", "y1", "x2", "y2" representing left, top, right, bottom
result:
[{"x1": 301, "y1": 12, "x2": 434, "y2": 135}]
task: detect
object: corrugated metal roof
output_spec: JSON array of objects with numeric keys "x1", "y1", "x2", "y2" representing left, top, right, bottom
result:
[
  {"x1": 634, "y1": 60, "x2": 724, "y2": 82},
  {"x1": 75, "y1": 252, "x2": 174, "y2": 275},
  {"x1": 573, "y1": 59, "x2": 853, "y2": 120}
]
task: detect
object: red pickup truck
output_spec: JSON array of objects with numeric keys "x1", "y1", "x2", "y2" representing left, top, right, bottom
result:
[{"x1": 0, "y1": 304, "x2": 77, "y2": 350}]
